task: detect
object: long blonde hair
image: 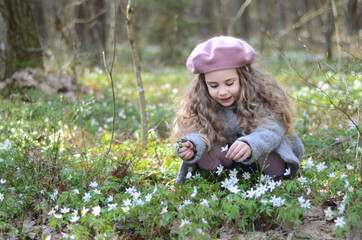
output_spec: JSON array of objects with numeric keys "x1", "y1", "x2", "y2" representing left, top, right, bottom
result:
[{"x1": 170, "y1": 65, "x2": 295, "y2": 150}]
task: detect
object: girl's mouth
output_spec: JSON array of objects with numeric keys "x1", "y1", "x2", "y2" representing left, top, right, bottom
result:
[{"x1": 220, "y1": 97, "x2": 232, "y2": 103}]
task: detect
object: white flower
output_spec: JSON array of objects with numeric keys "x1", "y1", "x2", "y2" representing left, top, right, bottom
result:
[
  {"x1": 284, "y1": 168, "x2": 291, "y2": 176},
  {"x1": 211, "y1": 194, "x2": 218, "y2": 201},
  {"x1": 135, "y1": 199, "x2": 144, "y2": 206},
  {"x1": 344, "y1": 180, "x2": 350, "y2": 188},
  {"x1": 340, "y1": 174, "x2": 347, "y2": 179},
  {"x1": 346, "y1": 164, "x2": 354, "y2": 170},
  {"x1": 82, "y1": 192, "x2": 91, "y2": 202},
  {"x1": 229, "y1": 169, "x2": 238, "y2": 178},
  {"x1": 316, "y1": 162, "x2": 327, "y2": 172},
  {"x1": 92, "y1": 205, "x2": 101, "y2": 216},
  {"x1": 328, "y1": 172, "x2": 336, "y2": 178},
  {"x1": 122, "y1": 206, "x2": 130, "y2": 212},
  {"x1": 180, "y1": 219, "x2": 191, "y2": 228},
  {"x1": 125, "y1": 186, "x2": 137, "y2": 194},
  {"x1": 216, "y1": 165, "x2": 224, "y2": 175},
  {"x1": 131, "y1": 191, "x2": 141, "y2": 200},
  {"x1": 246, "y1": 188, "x2": 256, "y2": 198},
  {"x1": 0, "y1": 179, "x2": 6, "y2": 184},
  {"x1": 123, "y1": 198, "x2": 132, "y2": 206},
  {"x1": 0, "y1": 139, "x2": 11, "y2": 151},
  {"x1": 324, "y1": 207, "x2": 333, "y2": 218},
  {"x1": 0, "y1": 192, "x2": 3, "y2": 200},
  {"x1": 298, "y1": 176, "x2": 307, "y2": 184},
  {"x1": 108, "y1": 203, "x2": 117, "y2": 211},
  {"x1": 348, "y1": 186, "x2": 353, "y2": 192},
  {"x1": 301, "y1": 199, "x2": 311, "y2": 209},
  {"x1": 161, "y1": 207, "x2": 168, "y2": 214},
  {"x1": 242, "y1": 172, "x2": 251, "y2": 180},
  {"x1": 306, "y1": 187, "x2": 311, "y2": 195},
  {"x1": 298, "y1": 196, "x2": 305, "y2": 205},
  {"x1": 302, "y1": 157, "x2": 314, "y2": 169},
  {"x1": 228, "y1": 185, "x2": 241, "y2": 194},
  {"x1": 48, "y1": 208, "x2": 55, "y2": 216},
  {"x1": 54, "y1": 213, "x2": 63, "y2": 219},
  {"x1": 145, "y1": 193, "x2": 152, "y2": 202},
  {"x1": 69, "y1": 215, "x2": 80, "y2": 223},
  {"x1": 202, "y1": 218, "x2": 208, "y2": 224},
  {"x1": 107, "y1": 195, "x2": 113, "y2": 202},
  {"x1": 270, "y1": 196, "x2": 284, "y2": 207},
  {"x1": 89, "y1": 181, "x2": 98, "y2": 188},
  {"x1": 221, "y1": 144, "x2": 228, "y2": 152},
  {"x1": 338, "y1": 203, "x2": 345, "y2": 214},
  {"x1": 260, "y1": 199, "x2": 268, "y2": 205},
  {"x1": 191, "y1": 187, "x2": 198, "y2": 198},
  {"x1": 200, "y1": 199, "x2": 209, "y2": 207},
  {"x1": 268, "y1": 180, "x2": 277, "y2": 191},
  {"x1": 183, "y1": 199, "x2": 192, "y2": 206},
  {"x1": 60, "y1": 207, "x2": 70, "y2": 214},
  {"x1": 81, "y1": 207, "x2": 89, "y2": 217},
  {"x1": 334, "y1": 216, "x2": 346, "y2": 228},
  {"x1": 73, "y1": 189, "x2": 80, "y2": 194},
  {"x1": 186, "y1": 171, "x2": 192, "y2": 179},
  {"x1": 93, "y1": 189, "x2": 101, "y2": 194}
]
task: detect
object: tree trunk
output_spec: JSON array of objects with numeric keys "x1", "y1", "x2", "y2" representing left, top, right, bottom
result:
[
  {"x1": 0, "y1": 0, "x2": 43, "y2": 80},
  {"x1": 325, "y1": 1, "x2": 334, "y2": 60}
]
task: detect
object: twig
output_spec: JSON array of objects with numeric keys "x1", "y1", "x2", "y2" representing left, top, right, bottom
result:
[
  {"x1": 73, "y1": 36, "x2": 86, "y2": 152},
  {"x1": 304, "y1": 132, "x2": 358, "y2": 158},
  {"x1": 103, "y1": 1, "x2": 118, "y2": 155}
]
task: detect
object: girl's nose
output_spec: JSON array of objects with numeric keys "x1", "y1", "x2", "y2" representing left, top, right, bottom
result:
[{"x1": 218, "y1": 88, "x2": 227, "y2": 95}]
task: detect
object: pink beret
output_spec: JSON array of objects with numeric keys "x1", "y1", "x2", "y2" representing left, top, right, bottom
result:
[{"x1": 186, "y1": 36, "x2": 256, "y2": 74}]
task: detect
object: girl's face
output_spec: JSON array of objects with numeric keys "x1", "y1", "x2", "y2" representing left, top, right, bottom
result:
[{"x1": 204, "y1": 68, "x2": 240, "y2": 107}]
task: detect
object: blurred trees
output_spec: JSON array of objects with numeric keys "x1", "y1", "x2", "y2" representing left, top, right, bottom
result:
[
  {"x1": 0, "y1": 0, "x2": 360, "y2": 79},
  {"x1": 0, "y1": 0, "x2": 43, "y2": 79}
]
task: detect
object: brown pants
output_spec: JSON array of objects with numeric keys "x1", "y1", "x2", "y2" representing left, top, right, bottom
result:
[{"x1": 197, "y1": 144, "x2": 286, "y2": 177}]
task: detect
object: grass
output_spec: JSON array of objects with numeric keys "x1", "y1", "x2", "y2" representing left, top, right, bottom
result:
[{"x1": 0, "y1": 51, "x2": 361, "y2": 239}]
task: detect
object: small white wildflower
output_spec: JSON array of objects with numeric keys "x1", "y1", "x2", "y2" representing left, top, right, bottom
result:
[
  {"x1": 81, "y1": 207, "x2": 89, "y2": 217},
  {"x1": 123, "y1": 198, "x2": 132, "y2": 206},
  {"x1": 89, "y1": 181, "x2": 98, "y2": 188},
  {"x1": 284, "y1": 168, "x2": 291, "y2": 176},
  {"x1": 180, "y1": 219, "x2": 191, "y2": 228},
  {"x1": 0, "y1": 179, "x2": 6, "y2": 184},
  {"x1": 229, "y1": 169, "x2": 238, "y2": 178},
  {"x1": 328, "y1": 172, "x2": 336, "y2": 178},
  {"x1": 82, "y1": 192, "x2": 91, "y2": 202},
  {"x1": 60, "y1": 207, "x2": 70, "y2": 214},
  {"x1": 228, "y1": 185, "x2": 241, "y2": 194},
  {"x1": 122, "y1": 206, "x2": 130, "y2": 212},
  {"x1": 161, "y1": 207, "x2": 168, "y2": 214},
  {"x1": 302, "y1": 157, "x2": 314, "y2": 169},
  {"x1": 73, "y1": 189, "x2": 80, "y2": 194},
  {"x1": 242, "y1": 172, "x2": 251, "y2": 180},
  {"x1": 108, "y1": 203, "x2": 117, "y2": 211},
  {"x1": 107, "y1": 195, "x2": 113, "y2": 202},
  {"x1": 348, "y1": 186, "x2": 353, "y2": 192},
  {"x1": 298, "y1": 176, "x2": 307, "y2": 184},
  {"x1": 69, "y1": 215, "x2": 79, "y2": 223},
  {"x1": 92, "y1": 206, "x2": 101, "y2": 216},
  {"x1": 346, "y1": 164, "x2": 354, "y2": 170},
  {"x1": 202, "y1": 218, "x2": 208, "y2": 224},
  {"x1": 338, "y1": 203, "x2": 346, "y2": 214},
  {"x1": 324, "y1": 207, "x2": 333, "y2": 218},
  {"x1": 191, "y1": 187, "x2": 197, "y2": 198},
  {"x1": 183, "y1": 199, "x2": 192, "y2": 206},
  {"x1": 301, "y1": 199, "x2": 311, "y2": 209},
  {"x1": 306, "y1": 187, "x2": 311, "y2": 195},
  {"x1": 316, "y1": 162, "x2": 327, "y2": 172},
  {"x1": 221, "y1": 144, "x2": 228, "y2": 152},
  {"x1": 216, "y1": 165, "x2": 224, "y2": 175},
  {"x1": 186, "y1": 171, "x2": 192, "y2": 179},
  {"x1": 125, "y1": 186, "x2": 137, "y2": 194},
  {"x1": 145, "y1": 193, "x2": 152, "y2": 202},
  {"x1": 93, "y1": 189, "x2": 101, "y2": 194},
  {"x1": 334, "y1": 216, "x2": 346, "y2": 228},
  {"x1": 54, "y1": 213, "x2": 63, "y2": 219},
  {"x1": 340, "y1": 174, "x2": 347, "y2": 179},
  {"x1": 200, "y1": 199, "x2": 209, "y2": 207}
]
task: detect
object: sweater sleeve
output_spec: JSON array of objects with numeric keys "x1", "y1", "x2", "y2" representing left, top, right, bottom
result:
[
  {"x1": 176, "y1": 133, "x2": 207, "y2": 164},
  {"x1": 236, "y1": 119, "x2": 285, "y2": 164}
]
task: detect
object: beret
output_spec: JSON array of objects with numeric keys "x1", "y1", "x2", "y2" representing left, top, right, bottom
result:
[{"x1": 186, "y1": 36, "x2": 256, "y2": 74}]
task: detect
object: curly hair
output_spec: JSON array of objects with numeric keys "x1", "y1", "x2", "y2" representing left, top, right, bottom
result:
[{"x1": 170, "y1": 65, "x2": 295, "y2": 150}]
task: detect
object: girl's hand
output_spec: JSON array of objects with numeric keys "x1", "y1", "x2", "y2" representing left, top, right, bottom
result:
[
  {"x1": 226, "y1": 141, "x2": 251, "y2": 162},
  {"x1": 178, "y1": 141, "x2": 195, "y2": 160}
]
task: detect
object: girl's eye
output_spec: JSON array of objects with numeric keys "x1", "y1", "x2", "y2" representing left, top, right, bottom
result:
[
  {"x1": 226, "y1": 81, "x2": 234, "y2": 86},
  {"x1": 209, "y1": 85, "x2": 217, "y2": 88}
]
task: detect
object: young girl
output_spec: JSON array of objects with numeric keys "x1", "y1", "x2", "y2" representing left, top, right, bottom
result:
[{"x1": 171, "y1": 36, "x2": 304, "y2": 185}]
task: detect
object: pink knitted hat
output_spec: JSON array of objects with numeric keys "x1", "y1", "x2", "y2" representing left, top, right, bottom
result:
[{"x1": 186, "y1": 36, "x2": 256, "y2": 74}]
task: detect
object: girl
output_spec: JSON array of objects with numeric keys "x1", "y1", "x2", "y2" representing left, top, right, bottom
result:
[{"x1": 171, "y1": 36, "x2": 304, "y2": 185}]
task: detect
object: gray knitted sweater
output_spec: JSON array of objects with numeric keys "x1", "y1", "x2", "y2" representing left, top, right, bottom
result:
[{"x1": 175, "y1": 104, "x2": 304, "y2": 185}]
